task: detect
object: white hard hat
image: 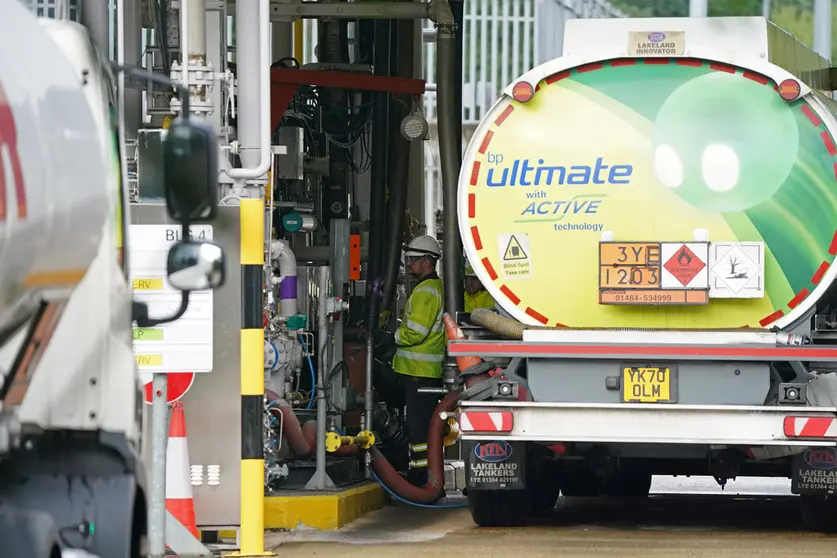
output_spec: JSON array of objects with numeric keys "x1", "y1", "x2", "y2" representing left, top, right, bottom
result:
[{"x1": 404, "y1": 235, "x2": 441, "y2": 259}]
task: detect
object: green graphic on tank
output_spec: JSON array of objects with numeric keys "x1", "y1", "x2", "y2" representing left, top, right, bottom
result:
[{"x1": 564, "y1": 60, "x2": 837, "y2": 311}]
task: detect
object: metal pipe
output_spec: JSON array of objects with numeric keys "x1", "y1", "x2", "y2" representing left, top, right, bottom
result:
[
  {"x1": 435, "y1": 3, "x2": 463, "y2": 317},
  {"x1": 364, "y1": 335, "x2": 374, "y2": 431},
  {"x1": 381, "y1": 14, "x2": 414, "y2": 311},
  {"x1": 186, "y1": 0, "x2": 206, "y2": 66},
  {"x1": 366, "y1": 17, "x2": 392, "y2": 331},
  {"x1": 269, "y1": 239, "x2": 298, "y2": 316},
  {"x1": 81, "y1": 0, "x2": 110, "y2": 59},
  {"x1": 293, "y1": 20, "x2": 304, "y2": 61},
  {"x1": 292, "y1": 245, "x2": 369, "y2": 264},
  {"x1": 148, "y1": 374, "x2": 168, "y2": 557},
  {"x1": 689, "y1": 0, "x2": 707, "y2": 18},
  {"x1": 814, "y1": 0, "x2": 832, "y2": 60},
  {"x1": 228, "y1": 0, "x2": 271, "y2": 180},
  {"x1": 313, "y1": 266, "x2": 331, "y2": 489},
  {"x1": 123, "y1": 0, "x2": 143, "y2": 138}
]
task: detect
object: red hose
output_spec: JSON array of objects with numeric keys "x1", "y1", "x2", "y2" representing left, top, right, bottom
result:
[
  {"x1": 266, "y1": 389, "x2": 361, "y2": 457},
  {"x1": 369, "y1": 389, "x2": 462, "y2": 504}
]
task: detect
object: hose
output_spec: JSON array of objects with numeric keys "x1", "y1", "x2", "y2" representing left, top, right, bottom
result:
[
  {"x1": 370, "y1": 469, "x2": 467, "y2": 509},
  {"x1": 265, "y1": 391, "x2": 362, "y2": 457},
  {"x1": 369, "y1": 389, "x2": 462, "y2": 504},
  {"x1": 470, "y1": 307, "x2": 530, "y2": 339}
]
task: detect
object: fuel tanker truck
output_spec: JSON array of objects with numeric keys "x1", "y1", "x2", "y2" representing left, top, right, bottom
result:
[
  {"x1": 0, "y1": 2, "x2": 224, "y2": 556},
  {"x1": 447, "y1": 16, "x2": 837, "y2": 531}
]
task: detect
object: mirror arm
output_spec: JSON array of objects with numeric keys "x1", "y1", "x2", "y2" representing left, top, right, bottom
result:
[{"x1": 135, "y1": 291, "x2": 191, "y2": 328}]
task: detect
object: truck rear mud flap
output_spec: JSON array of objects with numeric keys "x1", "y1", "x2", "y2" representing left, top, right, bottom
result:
[
  {"x1": 454, "y1": 401, "x2": 837, "y2": 448},
  {"x1": 792, "y1": 447, "x2": 837, "y2": 495},
  {"x1": 464, "y1": 440, "x2": 526, "y2": 490}
]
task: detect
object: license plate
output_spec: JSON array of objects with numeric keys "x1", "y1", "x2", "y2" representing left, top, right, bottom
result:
[
  {"x1": 791, "y1": 448, "x2": 837, "y2": 494},
  {"x1": 621, "y1": 365, "x2": 678, "y2": 403},
  {"x1": 464, "y1": 440, "x2": 526, "y2": 490}
]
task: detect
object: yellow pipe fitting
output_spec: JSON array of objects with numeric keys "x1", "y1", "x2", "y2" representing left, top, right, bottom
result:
[
  {"x1": 325, "y1": 431, "x2": 343, "y2": 453},
  {"x1": 354, "y1": 430, "x2": 376, "y2": 449}
]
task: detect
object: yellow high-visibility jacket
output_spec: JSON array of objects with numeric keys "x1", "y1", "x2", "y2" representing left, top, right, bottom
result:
[
  {"x1": 465, "y1": 289, "x2": 495, "y2": 313},
  {"x1": 393, "y1": 273, "x2": 445, "y2": 379}
]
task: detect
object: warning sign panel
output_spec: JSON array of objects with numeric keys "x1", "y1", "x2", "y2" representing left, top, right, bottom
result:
[
  {"x1": 498, "y1": 233, "x2": 533, "y2": 279},
  {"x1": 661, "y1": 242, "x2": 709, "y2": 289}
]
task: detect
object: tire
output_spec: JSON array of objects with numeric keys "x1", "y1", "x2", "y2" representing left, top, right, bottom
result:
[
  {"x1": 561, "y1": 469, "x2": 602, "y2": 497},
  {"x1": 800, "y1": 494, "x2": 837, "y2": 532},
  {"x1": 603, "y1": 471, "x2": 653, "y2": 498},
  {"x1": 529, "y1": 458, "x2": 562, "y2": 515},
  {"x1": 467, "y1": 489, "x2": 531, "y2": 527}
]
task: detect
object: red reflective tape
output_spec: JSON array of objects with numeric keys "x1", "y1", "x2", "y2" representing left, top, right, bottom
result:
[
  {"x1": 833, "y1": 163, "x2": 837, "y2": 182},
  {"x1": 469, "y1": 162, "x2": 481, "y2": 186},
  {"x1": 449, "y1": 342, "x2": 837, "y2": 360},
  {"x1": 759, "y1": 309, "x2": 785, "y2": 327},
  {"x1": 802, "y1": 105, "x2": 822, "y2": 127},
  {"x1": 829, "y1": 230, "x2": 837, "y2": 255},
  {"x1": 610, "y1": 59, "x2": 637, "y2": 67},
  {"x1": 788, "y1": 288, "x2": 810, "y2": 309},
  {"x1": 743, "y1": 71, "x2": 769, "y2": 85},
  {"x1": 500, "y1": 285, "x2": 521, "y2": 305},
  {"x1": 822, "y1": 131, "x2": 837, "y2": 156},
  {"x1": 482, "y1": 258, "x2": 498, "y2": 280},
  {"x1": 495, "y1": 105, "x2": 514, "y2": 126},
  {"x1": 675, "y1": 59, "x2": 703, "y2": 67},
  {"x1": 709, "y1": 63, "x2": 735, "y2": 74},
  {"x1": 525, "y1": 307, "x2": 548, "y2": 324},
  {"x1": 740, "y1": 325, "x2": 750, "y2": 329},
  {"x1": 643, "y1": 58, "x2": 670, "y2": 65},
  {"x1": 555, "y1": 322, "x2": 566, "y2": 327},
  {"x1": 800, "y1": 417, "x2": 834, "y2": 437},
  {"x1": 468, "y1": 193, "x2": 476, "y2": 218},
  {"x1": 471, "y1": 226, "x2": 483, "y2": 250},
  {"x1": 577, "y1": 63, "x2": 604, "y2": 73},
  {"x1": 545, "y1": 71, "x2": 570, "y2": 84},
  {"x1": 478, "y1": 131, "x2": 494, "y2": 154},
  {"x1": 812, "y1": 261, "x2": 830, "y2": 284},
  {"x1": 460, "y1": 411, "x2": 514, "y2": 432}
]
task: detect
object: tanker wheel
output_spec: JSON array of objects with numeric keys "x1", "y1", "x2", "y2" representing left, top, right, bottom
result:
[
  {"x1": 529, "y1": 457, "x2": 563, "y2": 515},
  {"x1": 602, "y1": 470, "x2": 653, "y2": 498},
  {"x1": 800, "y1": 494, "x2": 837, "y2": 533},
  {"x1": 561, "y1": 469, "x2": 602, "y2": 497},
  {"x1": 467, "y1": 488, "x2": 531, "y2": 527}
]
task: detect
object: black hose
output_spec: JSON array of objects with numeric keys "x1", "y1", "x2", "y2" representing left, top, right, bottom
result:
[
  {"x1": 381, "y1": 17, "x2": 414, "y2": 311},
  {"x1": 366, "y1": 18, "x2": 393, "y2": 332}
]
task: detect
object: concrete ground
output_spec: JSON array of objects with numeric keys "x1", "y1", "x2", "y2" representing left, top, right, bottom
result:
[{"x1": 264, "y1": 476, "x2": 837, "y2": 557}]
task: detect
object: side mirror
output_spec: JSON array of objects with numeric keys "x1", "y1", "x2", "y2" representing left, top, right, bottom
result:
[
  {"x1": 167, "y1": 240, "x2": 226, "y2": 292},
  {"x1": 163, "y1": 118, "x2": 219, "y2": 223}
]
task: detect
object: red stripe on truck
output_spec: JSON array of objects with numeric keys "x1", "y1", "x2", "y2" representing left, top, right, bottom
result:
[
  {"x1": 788, "y1": 289, "x2": 810, "y2": 309},
  {"x1": 482, "y1": 258, "x2": 498, "y2": 280},
  {"x1": 742, "y1": 71, "x2": 769, "y2": 85},
  {"x1": 759, "y1": 310, "x2": 785, "y2": 327},
  {"x1": 610, "y1": 59, "x2": 637, "y2": 67},
  {"x1": 471, "y1": 226, "x2": 483, "y2": 250},
  {"x1": 822, "y1": 131, "x2": 837, "y2": 156},
  {"x1": 811, "y1": 261, "x2": 830, "y2": 285},
  {"x1": 829, "y1": 230, "x2": 837, "y2": 255},
  {"x1": 577, "y1": 63, "x2": 604, "y2": 73},
  {"x1": 495, "y1": 105, "x2": 514, "y2": 126},
  {"x1": 468, "y1": 194, "x2": 476, "y2": 218},
  {"x1": 643, "y1": 58, "x2": 670, "y2": 65},
  {"x1": 802, "y1": 105, "x2": 822, "y2": 127},
  {"x1": 525, "y1": 307, "x2": 549, "y2": 324},
  {"x1": 469, "y1": 162, "x2": 481, "y2": 186},
  {"x1": 448, "y1": 342, "x2": 837, "y2": 360},
  {"x1": 478, "y1": 131, "x2": 494, "y2": 154},
  {"x1": 545, "y1": 71, "x2": 570, "y2": 84},
  {"x1": 709, "y1": 63, "x2": 735, "y2": 73},
  {"x1": 500, "y1": 285, "x2": 520, "y2": 305}
]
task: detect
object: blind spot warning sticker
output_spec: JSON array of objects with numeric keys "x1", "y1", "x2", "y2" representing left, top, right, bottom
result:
[{"x1": 499, "y1": 233, "x2": 533, "y2": 279}]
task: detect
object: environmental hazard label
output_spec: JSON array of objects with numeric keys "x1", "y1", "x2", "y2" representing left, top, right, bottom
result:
[{"x1": 498, "y1": 233, "x2": 533, "y2": 279}]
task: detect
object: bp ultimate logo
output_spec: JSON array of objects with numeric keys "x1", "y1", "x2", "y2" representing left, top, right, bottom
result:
[{"x1": 484, "y1": 154, "x2": 633, "y2": 187}]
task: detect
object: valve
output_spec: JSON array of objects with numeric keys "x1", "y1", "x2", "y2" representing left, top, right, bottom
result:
[
  {"x1": 325, "y1": 296, "x2": 349, "y2": 316},
  {"x1": 325, "y1": 430, "x2": 377, "y2": 453}
]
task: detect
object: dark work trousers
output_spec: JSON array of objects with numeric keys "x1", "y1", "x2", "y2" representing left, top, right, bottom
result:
[{"x1": 373, "y1": 363, "x2": 442, "y2": 486}]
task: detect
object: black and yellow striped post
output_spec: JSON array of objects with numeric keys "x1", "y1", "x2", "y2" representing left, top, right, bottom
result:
[{"x1": 239, "y1": 197, "x2": 268, "y2": 555}]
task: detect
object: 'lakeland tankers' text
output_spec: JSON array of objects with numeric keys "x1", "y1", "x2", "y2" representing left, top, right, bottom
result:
[{"x1": 485, "y1": 155, "x2": 633, "y2": 187}]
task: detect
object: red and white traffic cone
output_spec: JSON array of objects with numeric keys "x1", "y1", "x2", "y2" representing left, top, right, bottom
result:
[{"x1": 166, "y1": 402, "x2": 199, "y2": 540}]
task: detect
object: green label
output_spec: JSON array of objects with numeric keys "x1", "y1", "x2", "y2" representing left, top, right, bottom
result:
[{"x1": 133, "y1": 328, "x2": 164, "y2": 341}]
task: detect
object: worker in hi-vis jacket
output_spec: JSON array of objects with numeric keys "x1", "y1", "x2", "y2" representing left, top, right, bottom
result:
[
  {"x1": 388, "y1": 234, "x2": 446, "y2": 487},
  {"x1": 464, "y1": 256, "x2": 495, "y2": 313}
]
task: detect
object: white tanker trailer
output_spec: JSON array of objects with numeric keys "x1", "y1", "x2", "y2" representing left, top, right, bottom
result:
[
  {"x1": 0, "y1": 3, "x2": 224, "y2": 556},
  {"x1": 448, "y1": 17, "x2": 837, "y2": 531}
]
